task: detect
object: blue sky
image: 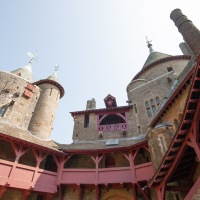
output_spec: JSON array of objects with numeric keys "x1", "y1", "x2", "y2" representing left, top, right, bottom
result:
[{"x1": 0, "y1": 1, "x2": 200, "y2": 144}]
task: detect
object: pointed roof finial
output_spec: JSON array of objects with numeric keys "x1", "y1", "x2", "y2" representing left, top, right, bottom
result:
[
  {"x1": 146, "y1": 36, "x2": 154, "y2": 54},
  {"x1": 55, "y1": 64, "x2": 59, "y2": 71},
  {"x1": 54, "y1": 64, "x2": 59, "y2": 78},
  {"x1": 47, "y1": 64, "x2": 59, "y2": 82}
]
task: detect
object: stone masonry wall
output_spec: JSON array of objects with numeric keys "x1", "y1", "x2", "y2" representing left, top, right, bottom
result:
[
  {"x1": 137, "y1": 59, "x2": 189, "y2": 81},
  {"x1": 73, "y1": 113, "x2": 97, "y2": 141},
  {"x1": 191, "y1": 186, "x2": 200, "y2": 200},
  {"x1": 128, "y1": 71, "x2": 177, "y2": 136},
  {"x1": 159, "y1": 84, "x2": 190, "y2": 128},
  {"x1": 72, "y1": 109, "x2": 141, "y2": 142},
  {"x1": 2, "y1": 189, "x2": 22, "y2": 200},
  {"x1": 65, "y1": 154, "x2": 95, "y2": 168},
  {"x1": 147, "y1": 126, "x2": 174, "y2": 171},
  {"x1": 28, "y1": 83, "x2": 60, "y2": 140},
  {"x1": 0, "y1": 71, "x2": 40, "y2": 130}
]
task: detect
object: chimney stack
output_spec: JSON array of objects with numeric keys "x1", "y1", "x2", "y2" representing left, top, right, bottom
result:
[
  {"x1": 179, "y1": 42, "x2": 193, "y2": 56},
  {"x1": 170, "y1": 9, "x2": 200, "y2": 56}
]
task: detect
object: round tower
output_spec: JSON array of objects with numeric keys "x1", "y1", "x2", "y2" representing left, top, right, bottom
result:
[
  {"x1": 28, "y1": 66, "x2": 64, "y2": 140},
  {"x1": 126, "y1": 41, "x2": 190, "y2": 136}
]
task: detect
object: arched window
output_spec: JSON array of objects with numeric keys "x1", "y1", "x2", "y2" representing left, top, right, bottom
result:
[
  {"x1": 145, "y1": 97, "x2": 161, "y2": 118},
  {"x1": 145, "y1": 101, "x2": 152, "y2": 118},
  {"x1": 150, "y1": 99, "x2": 156, "y2": 114},
  {"x1": 105, "y1": 156, "x2": 115, "y2": 168},
  {"x1": 156, "y1": 97, "x2": 161, "y2": 106}
]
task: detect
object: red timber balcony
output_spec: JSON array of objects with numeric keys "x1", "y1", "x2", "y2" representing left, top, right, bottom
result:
[
  {"x1": 60, "y1": 162, "x2": 153, "y2": 185},
  {"x1": 0, "y1": 159, "x2": 57, "y2": 193},
  {"x1": 98, "y1": 123, "x2": 128, "y2": 132}
]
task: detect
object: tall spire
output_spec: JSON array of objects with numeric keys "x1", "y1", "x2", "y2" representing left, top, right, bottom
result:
[{"x1": 146, "y1": 36, "x2": 154, "y2": 54}]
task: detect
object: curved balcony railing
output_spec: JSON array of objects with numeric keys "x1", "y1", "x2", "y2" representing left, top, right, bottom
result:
[
  {"x1": 0, "y1": 159, "x2": 153, "y2": 192},
  {"x1": 98, "y1": 123, "x2": 128, "y2": 132},
  {"x1": 61, "y1": 162, "x2": 153, "y2": 184}
]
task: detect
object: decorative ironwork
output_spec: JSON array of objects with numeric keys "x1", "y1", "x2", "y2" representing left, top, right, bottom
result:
[{"x1": 99, "y1": 123, "x2": 128, "y2": 132}]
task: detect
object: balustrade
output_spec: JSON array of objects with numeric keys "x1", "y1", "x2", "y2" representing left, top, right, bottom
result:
[{"x1": 99, "y1": 123, "x2": 128, "y2": 132}]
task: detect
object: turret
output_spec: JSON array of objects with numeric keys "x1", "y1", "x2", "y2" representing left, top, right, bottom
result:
[
  {"x1": 28, "y1": 66, "x2": 64, "y2": 140},
  {"x1": 0, "y1": 56, "x2": 40, "y2": 129}
]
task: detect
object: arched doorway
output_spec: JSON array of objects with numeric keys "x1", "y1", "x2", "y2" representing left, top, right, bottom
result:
[
  {"x1": 102, "y1": 189, "x2": 134, "y2": 200},
  {"x1": 105, "y1": 156, "x2": 115, "y2": 168}
]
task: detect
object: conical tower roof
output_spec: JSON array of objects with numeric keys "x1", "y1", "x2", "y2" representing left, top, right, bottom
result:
[
  {"x1": 11, "y1": 62, "x2": 34, "y2": 82},
  {"x1": 47, "y1": 65, "x2": 59, "y2": 82},
  {"x1": 33, "y1": 64, "x2": 65, "y2": 98},
  {"x1": 142, "y1": 51, "x2": 171, "y2": 69},
  {"x1": 142, "y1": 39, "x2": 171, "y2": 69}
]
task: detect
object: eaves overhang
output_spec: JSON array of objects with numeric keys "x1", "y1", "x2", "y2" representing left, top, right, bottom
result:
[
  {"x1": 34, "y1": 79, "x2": 65, "y2": 98},
  {"x1": 70, "y1": 105, "x2": 133, "y2": 116},
  {"x1": 132, "y1": 55, "x2": 191, "y2": 81}
]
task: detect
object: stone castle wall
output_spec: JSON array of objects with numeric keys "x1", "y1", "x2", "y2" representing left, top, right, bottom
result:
[{"x1": 0, "y1": 71, "x2": 40, "y2": 130}]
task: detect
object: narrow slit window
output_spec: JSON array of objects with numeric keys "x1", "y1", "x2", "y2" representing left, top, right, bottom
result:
[
  {"x1": 49, "y1": 88, "x2": 52, "y2": 96},
  {"x1": 56, "y1": 92, "x2": 60, "y2": 100},
  {"x1": 134, "y1": 103, "x2": 137, "y2": 113},
  {"x1": 138, "y1": 126, "x2": 141, "y2": 134},
  {"x1": 84, "y1": 114, "x2": 89, "y2": 128}
]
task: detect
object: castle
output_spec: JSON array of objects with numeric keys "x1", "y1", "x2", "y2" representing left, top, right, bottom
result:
[{"x1": 0, "y1": 8, "x2": 200, "y2": 200}]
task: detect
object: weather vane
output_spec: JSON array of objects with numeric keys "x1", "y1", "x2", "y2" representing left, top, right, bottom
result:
[
  {"x1": 146, "y1": 36, "x2": 152, "y2": 46},
  {"x1": 55, "y1": 64, "x2": 59, "y2": 72},
  {"x1": 27, "y1": 52, "x2": 38, "y2": 64},
  {"x1": 145, "y1": 36, "x2": 154, "y2": 53}
]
